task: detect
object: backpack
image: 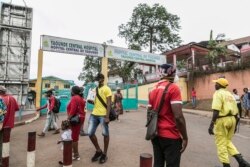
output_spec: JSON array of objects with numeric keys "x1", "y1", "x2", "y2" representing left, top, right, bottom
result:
[
  {"x1": 0, "y1": 98, "x2": 7, "y2": 122},
  {"x1": 52, "y1": 97, "x2": 61, "y2": 113}
]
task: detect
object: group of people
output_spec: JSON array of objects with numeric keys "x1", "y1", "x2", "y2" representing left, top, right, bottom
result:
[
  {"x1": 148, "y1": 64, "x2": 250, "y2": 167},
  {"x1": 36, "y1": 73, "x2": 123, "y2": 165},
  {"x1": 233, "y1": 88, "x2": 250, "y2": 119}
]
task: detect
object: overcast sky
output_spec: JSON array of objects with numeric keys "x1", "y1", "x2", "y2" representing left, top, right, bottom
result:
[{"x1": 2, "y1": 0, "x2": 250, "y2": 85}]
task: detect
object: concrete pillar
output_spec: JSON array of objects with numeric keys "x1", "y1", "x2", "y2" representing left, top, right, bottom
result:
[
  {"x1": 101, "y1": 57, "x2": 108, "y2": 85},
  {"x1": 27, "y1": 132, "x2": 36, "y2": 167},
  {"x1": 140, "y1": 153, "x2": 152, "y2": 167},
  {"x1": 2, "y1": 127, "x2": 11, "y2": 167},
  {"x1": 36, "y1": 49, "x2": 43, "y2": 108},
  {"x1": 191, "y1": 48, "x2": 195, "y2": 68},
  {"x1": 173, "y1": 54, "x2": 177, "y2": 66}
]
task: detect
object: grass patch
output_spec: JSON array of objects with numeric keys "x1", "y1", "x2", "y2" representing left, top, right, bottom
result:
[{"x1": 183, "y1": 99, "x2": 213, "y2": 111}]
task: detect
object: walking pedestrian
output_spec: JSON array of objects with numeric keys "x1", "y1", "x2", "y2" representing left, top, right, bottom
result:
[
  {"x1": 208, "y1": 78, "x2": 250, "y2": 167},
  {"x1": 0, "y1": 86, "x2": 19, "y2": 164},
  {"x1": 191, "y1": 87, "x2": 196, "y2": 108},
  {"x1": 242, "y1": 88, "x2": 250, "y2": 118},
  {"x1": 67, "y1": 86, "x2": 86, "y2": 160},
  {"x1": 37, "y1": 89, "x2": 60, "y2": 137},
  {"x1": 88, "y1": 73, "x2": 112, "y2": 164},
  {"x1": 114, "y1": 87, "x2": 123, "y2": 122},
  {"x1": 232, "y1": 89, "x2": 242, "y2": 118},
  {"x1": 79, "y1": 86, "x2": 88, "y2": 136},
  {"x1": 148, "y1": 64, "x2": 188, "y2": 167}
]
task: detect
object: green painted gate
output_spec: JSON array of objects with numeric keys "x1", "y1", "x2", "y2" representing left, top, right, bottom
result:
[{"x1": 84, "y1": 83, "x2": 138, "y2": 111}]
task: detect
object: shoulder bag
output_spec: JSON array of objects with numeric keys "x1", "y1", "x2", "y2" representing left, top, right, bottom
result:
[
  {"x1": 145, "y1": 83, "x2": 171, "y2": 140},
  {"x1": 96, "y1": 87, "x2": 117, "y2": 121}
]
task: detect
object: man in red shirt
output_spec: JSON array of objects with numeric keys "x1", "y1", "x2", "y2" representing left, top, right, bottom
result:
[
  {"x1": 0, "y1": 86, "x2": 19, "y2": 164},
  {"x1": 191, "y1": 87, "x2": 197, "y2": 108},
  {"x1": 37, "y1": 89, "x2": 60, "y2": 137},
  {"x1": 148, "y1": 64, "x2": 188, "y2": 167}
]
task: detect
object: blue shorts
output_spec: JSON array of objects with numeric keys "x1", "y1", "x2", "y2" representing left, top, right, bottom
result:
[{"x1": 88, "y1": 114, "x2": 109, "y2": 136}]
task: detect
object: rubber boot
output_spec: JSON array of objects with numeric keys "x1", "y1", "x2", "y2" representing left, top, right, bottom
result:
[
  {"x1": 223, "y1": 163, "x2": 231, "y2": 167},
  {"x1": 234, "y1": 154, "x2": 250, "y2": 167}
]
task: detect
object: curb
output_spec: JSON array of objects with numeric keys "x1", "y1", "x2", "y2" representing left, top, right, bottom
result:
[
  {"x1": 14, "y1": 112, "x2": 40, "y2": 127},
  {"x1": 139, "y1": 105, "x2": 250, "y2": 125}
]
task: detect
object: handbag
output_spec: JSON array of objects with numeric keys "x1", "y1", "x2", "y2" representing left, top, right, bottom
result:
[
  {"x1": 96, "y1": 87, "x2": 117, "y2": 121},
  {"x1": 69, "y1": 99, "x2": 81, "y2": 126},
  {"x1": 69, "y1": 114, "x2": 80, "y2": 126},
  {"x1": 145, "y1": 83, "x2": 171, "y2": 140}
]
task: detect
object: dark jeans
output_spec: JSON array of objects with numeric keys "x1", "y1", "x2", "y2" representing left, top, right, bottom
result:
[
  {"x1": 237, "y1": 103, "x2": 242, "y2": 118},
  {"x1": 151, "y1": 137, "x2": 182, "y2": 167}
]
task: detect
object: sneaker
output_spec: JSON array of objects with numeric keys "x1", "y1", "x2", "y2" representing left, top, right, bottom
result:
[
  {"x1": 37, "y1": 132, "x2": 45, "y2": 137},
  {"x1": 72, "y1": 156, "x2": 80, "y2": 161},
  {"x1": 99, "y1": 153, "x2": 108, "y2": 164},
  {"x1": 91, "y1": 151, "x2": 102, "y2": 162},
  {"x1": 53, "y1": 129, "x2": 60, "y2": 134}
]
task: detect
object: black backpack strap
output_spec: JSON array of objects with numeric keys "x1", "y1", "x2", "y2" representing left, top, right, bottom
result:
[
  {"x1": 156, "y1": 83, "x2": 171, "y2": 114},
  {"x1": 96, "y1": 87, "x2": 107, "y2": 109}
]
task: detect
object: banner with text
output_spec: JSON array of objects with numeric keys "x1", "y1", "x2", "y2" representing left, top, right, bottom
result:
[
  {"x1": 106, "y1": 46, "x2": 166, "y2": 65},
  {"x1": 41, "y1": 35, "x2": 104, "y2": 57}
]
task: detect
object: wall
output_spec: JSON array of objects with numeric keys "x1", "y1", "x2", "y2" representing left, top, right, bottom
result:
[
  {"x1": 194, "y1": 69, "x2": 250, "y2": 100},
  {"x1": 137, "y1": 78, "x2": 188, "y2": 104}
]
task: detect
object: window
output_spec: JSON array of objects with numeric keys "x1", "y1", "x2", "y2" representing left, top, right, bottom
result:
[
  {"x1": 29, "y1": 83, "x2": 35, "y2": 87},
  {"x1": 45, "y1": 83, "x2": 50, "y2": 88},
  {"x1": 64, "y1": 84, "x2": 70, "y2": 89}
]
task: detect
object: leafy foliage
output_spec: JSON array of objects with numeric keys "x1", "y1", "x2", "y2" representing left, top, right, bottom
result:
[
  {"x1": 118, "y1": 3, "x2": 181, "y2": 53},
  {"x1": 78, "y1": 56, "x2": 101, "y2": 84},
  {"x1": 206, "y1": 30, "x2": 227, "y2": 70}
]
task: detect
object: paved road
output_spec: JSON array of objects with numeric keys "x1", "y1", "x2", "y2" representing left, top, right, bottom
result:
[{"x1": 9, "y1": 109, "x2": 250, "y2": 167}]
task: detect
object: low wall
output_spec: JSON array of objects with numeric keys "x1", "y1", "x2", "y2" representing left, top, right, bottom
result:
[
  {"x1": 194, "y1": 69, "x2": 250, "y2": 100},
  {"x1": 137, "y1": 78, "x2": 188, "y2": 104}
]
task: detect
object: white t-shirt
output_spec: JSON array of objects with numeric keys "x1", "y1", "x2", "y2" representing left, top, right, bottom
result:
[
  {"x1": 233, "y1": 93, "x2": 241, "y2": 104},
  {"x1": 60, "y1": 129, "x2": 72, "y2": 150}
]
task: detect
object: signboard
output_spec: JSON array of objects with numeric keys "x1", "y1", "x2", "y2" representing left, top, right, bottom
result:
[
  {"x1": 41, "y1": 35, "x2": 104, "y2": 57},
  {"x1": 106, "y1": 46, "x2": 166, "y2": 65}
]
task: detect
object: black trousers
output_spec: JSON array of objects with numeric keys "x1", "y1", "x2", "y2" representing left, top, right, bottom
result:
[
  {"x1": 151, "y1": 136, "x2": 182, "y2": 167},
  {"x1": 237, "y1": 103, "x2": 242, "y2": 118}
]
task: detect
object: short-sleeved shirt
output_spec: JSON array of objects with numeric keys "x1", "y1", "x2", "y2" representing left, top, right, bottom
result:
[
  {"x1": 149, "y1": 80, "x2": 182, "y2": 139},
  {"x1": 92, "y1": 85, "x2": 112, "y2": 116},
  {"x1": 212, "y1": 88, "x2": 238, "y2": 116},
  {"x1": 1, "y1": 94, "x2": 19, "y2": 129},
  {"x1": 67, "y1": 95, "x2": 86, "y2": 118}
]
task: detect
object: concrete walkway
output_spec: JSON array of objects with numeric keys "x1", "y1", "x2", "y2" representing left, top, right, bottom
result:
[{"x1": 183, "y1": 108, "x2": 250, "y2": 125}]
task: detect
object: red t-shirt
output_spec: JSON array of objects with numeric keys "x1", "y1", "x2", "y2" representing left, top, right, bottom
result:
[
  {"x1": 67, "y1": 95, "x2": 86, "y2": 118},
  {"x1": 149, "y1": 80, "x2": 182, "y2": 139},
  {"x1": 1, "y1": 94, "x2": 19, "y2": 129},
  {"x1": 37, "y1": 95, "x2": 56, "y2": 112},
  {"x1": 191, "y1": 90, "x2": 196, "y2": 97}
]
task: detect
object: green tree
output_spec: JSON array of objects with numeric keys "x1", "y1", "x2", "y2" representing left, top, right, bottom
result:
[
  {"x1": 118, "y1": 3, "x2": 181, "y2": 53},
  {"x1": 206, "y1": 30, "x2": 227, "y2": 70},
  {"x1": 78, "y1": 56, "x2": 101, "y2": 84}
]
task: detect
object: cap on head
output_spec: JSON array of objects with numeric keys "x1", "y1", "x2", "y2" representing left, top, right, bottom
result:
[
  {"x1": 0, "y1": 86, "x2": 6, "y2": 93},
  {"x1": 212, "y1": 78, "x2": 229, "y2": 87},
  {"x1": 116, "y1": 87, "x2": 120, "y2": 90},
  {"x1": 159, "y1": 64, "x2": 176, "y2": 77},
  {"x1": 94, "y1": 73, "x2": 105, "y2": 81}
]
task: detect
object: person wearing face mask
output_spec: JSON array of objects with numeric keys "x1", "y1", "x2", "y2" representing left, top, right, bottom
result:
[
  {"x1": 208, "y1": 78, "x2": 250, "y2": 167},
  {"x1": 88, "y1": 73, "x2": 112, "y2": 164},
  {"x1": 37, "y1": 89, "x2": 60, "y2": 137},
  {"x1": 148, "y1": 64, "x2": 188, "y2": 167}
]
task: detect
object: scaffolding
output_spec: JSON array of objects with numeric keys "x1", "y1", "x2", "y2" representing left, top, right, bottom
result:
[{"x1": 0, "y1": 2, "x2": 33, "y2": 105}]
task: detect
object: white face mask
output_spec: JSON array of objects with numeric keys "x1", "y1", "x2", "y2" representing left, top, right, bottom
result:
[{"x1": 94, "y1": 81, "x2": 99, "y2": 87}]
